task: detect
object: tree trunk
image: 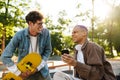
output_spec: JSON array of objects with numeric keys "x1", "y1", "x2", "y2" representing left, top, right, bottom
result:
[
  {"x1": 1, "y1": 0, "x2": 9, "y2": 51},
  {"x1": 1, "y1": 27, "x2": 6, "y2": 51},
  {"x1": 91, "y1": 0, "x2": 95, "y2": 41}
]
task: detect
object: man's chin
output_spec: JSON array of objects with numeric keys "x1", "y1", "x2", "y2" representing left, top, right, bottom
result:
[{"x1": 38, "y1": 31, "x2": 41, "y2": 33}]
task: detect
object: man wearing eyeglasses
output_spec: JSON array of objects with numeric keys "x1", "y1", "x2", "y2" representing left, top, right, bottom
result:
[{"x1": 1, "y1": 11, "x2": 52, "y2": 80}]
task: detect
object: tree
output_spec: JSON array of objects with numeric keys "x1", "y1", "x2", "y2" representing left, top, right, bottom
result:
[
  {"x1": 44, "y1": 16, "x2": 63, "y2": 55},
  {"x1": 44, "y1": 10, "x2": 72, "y2": 56},
  {"x1": 91, "y1": 0, "x2": 95, "y2": 41},
  {"x1": 57, "y1": 10, "x2": 72, "y2": 54},
  {"x1": 94, "y1": 4, "x2": 120, "y2": 57},
  {"x1": 0, "y1": 0, "x2": 30, "y2": 52},
  {"x1": 102, "y1": 0, "x2": 120, "y2": 56},
  {"x1": 62, "y1": 36, "x2": 74, "y2": 53},
  {"x1": 108, "y1": 5, "x2": 120, "y2": 54},
  {"x1": 75, "y1": 2, "x2": 98, "y2": 42}
]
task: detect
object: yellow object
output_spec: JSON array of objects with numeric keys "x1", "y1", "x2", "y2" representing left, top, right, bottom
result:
[
  {"x1": 2, "y1": 72, "x2": 22, "y2": 80},
  {"x1": 2, "y1": 52, "x2": 42, "y2": 80},
  {"x1": 17, "y1": 52, "x2": 42, "y2": 73}
]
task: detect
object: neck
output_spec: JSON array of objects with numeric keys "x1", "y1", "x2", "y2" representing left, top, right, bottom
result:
[
  {"x1": 30, "y1": 33, "x2": 38, "y2": 37},
  {"x1": 29, "y1": 29, "x2": 38, "y2": 36},
  {"x1": 78, "y1": 37, "x2": 87, "y2": 44}
]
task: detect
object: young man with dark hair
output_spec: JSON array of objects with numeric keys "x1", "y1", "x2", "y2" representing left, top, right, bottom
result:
[{"x1": 2, "y1": 11, "x2": 52, "y2": 80}]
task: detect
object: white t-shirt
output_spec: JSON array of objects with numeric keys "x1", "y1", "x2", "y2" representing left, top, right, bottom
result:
[{"x1": 29, "y1": 36, "x2": 39, "y2": 53}]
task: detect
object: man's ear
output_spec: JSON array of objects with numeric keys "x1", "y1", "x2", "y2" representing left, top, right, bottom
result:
[
  {"x1": 82, "y1": 31, "x2": 87, "y2": 37},
  {"x1": 28, "y1": 21, "x2": 33, "y2": 26}
]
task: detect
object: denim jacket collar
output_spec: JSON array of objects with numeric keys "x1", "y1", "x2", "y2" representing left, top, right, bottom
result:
[{"x1": 24, "y1": 27, "x2": 43, "y2": 38}]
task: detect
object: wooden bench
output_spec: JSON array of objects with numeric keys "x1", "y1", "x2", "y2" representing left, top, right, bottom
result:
[
  {"x1": 0, "y1": 61, "x2": 72, "y2": 78},
  {"x1": 48, "y1": 61, "x2": 72, "y2": 70},
  {"x1": 0, "y1": 61, "x2": 72, "y2": 72}
]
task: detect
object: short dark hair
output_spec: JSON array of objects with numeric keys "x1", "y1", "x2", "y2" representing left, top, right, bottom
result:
[{"x1": 25, "y1": 11, "x2": 44, "y2": 24}]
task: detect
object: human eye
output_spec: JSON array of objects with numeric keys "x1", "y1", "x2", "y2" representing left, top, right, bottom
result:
[{"x1": 36, "y1": 23, "x2": 42, "y2": 27}]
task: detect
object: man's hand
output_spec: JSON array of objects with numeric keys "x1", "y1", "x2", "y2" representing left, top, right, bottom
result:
[
  {"x1": 61, "y1": 54, "x2": 77, "y2": 67},
  {"x1": 19, "y1": 68, "x2": 38, "y2": 79},
  {"x1": 19, "y1": 71, "x2": 30, "y2": 79}
]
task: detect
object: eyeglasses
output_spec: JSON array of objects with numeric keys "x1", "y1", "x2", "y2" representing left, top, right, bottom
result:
[{"x1": 36, "y1": 22, "x2": 43, "y2": 26}]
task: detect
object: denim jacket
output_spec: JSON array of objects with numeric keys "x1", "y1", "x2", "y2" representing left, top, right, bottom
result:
[{"x1": 1, "y1": 28, "x2": 52, "y2": 77}]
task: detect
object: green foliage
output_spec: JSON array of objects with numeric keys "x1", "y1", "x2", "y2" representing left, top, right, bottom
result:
[
  {"x1": 45, "y1": 11, "x2": 72, "y2": 56},
  {"x1": 106, "y1": 5, "x2": 120, "y2": 54},
  {"x1": 51, "y1": 32, "x2": 63, "y2": 55},
  {"x1": 45, "y1": 16, "x2": 63, "y2": 55},
  {"x1": 90, "y1": 5, "x2": 120, "y2": 57},
  {"x1": 62, "y1": 36, "x2": 74, "y2": 50},
  {"x1": 0, "y1": 0, "x2": 30, "y2": 50},
  {"x1": 0, "y1": 1, "x2": 5, "y2": 9}
]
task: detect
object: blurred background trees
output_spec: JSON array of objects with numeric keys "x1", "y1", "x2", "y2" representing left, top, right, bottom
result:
[
  {"x1": 0, "y1": 0, "x2": 30, "y2": 53},
  {"x1": 0, "y1": 0, "x2": 120, "y2": 58}
]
